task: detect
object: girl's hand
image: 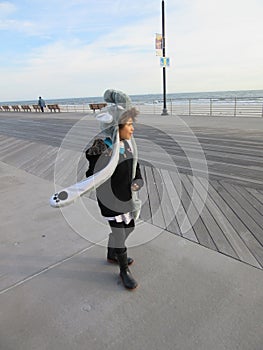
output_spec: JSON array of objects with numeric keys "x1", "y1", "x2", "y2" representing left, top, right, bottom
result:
[{"x1": 131, "y1": 182, "x2": 140, "y2": 191}]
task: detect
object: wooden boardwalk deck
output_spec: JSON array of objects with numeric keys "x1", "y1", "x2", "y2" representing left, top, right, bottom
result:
[
  {"x1": 0, "y1": 114, "x2": 263, "y2": 270},
  {"x1": 139, "y1": 165, "x2": 263, "y2": 269}
]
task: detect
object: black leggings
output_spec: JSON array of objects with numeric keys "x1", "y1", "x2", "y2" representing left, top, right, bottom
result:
[{"x1": 108, "y1": 219, "x2": 135, "y2": 255}]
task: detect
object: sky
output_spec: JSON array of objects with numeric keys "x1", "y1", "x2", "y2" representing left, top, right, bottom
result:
[{"x1": 0, "y1": 0, "x2": 263, "y2": 101}]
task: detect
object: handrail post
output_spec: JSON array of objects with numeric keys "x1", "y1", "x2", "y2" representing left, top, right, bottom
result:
[{"x1": 169, "y1": 98, "x2": 172, "y2": 115}]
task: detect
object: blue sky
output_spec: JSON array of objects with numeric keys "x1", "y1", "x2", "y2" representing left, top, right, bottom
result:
[{"x1": 0, "y1": 0, "x2": 262, "y2": 101}]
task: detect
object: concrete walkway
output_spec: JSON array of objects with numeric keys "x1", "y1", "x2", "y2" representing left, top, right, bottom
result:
[{"x1": 0, "y1": 112, "x2": 263, "y2": 350}]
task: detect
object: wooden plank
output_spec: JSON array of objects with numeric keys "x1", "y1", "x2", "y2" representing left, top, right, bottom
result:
[
  {"x1": 246, "y1": 187, "x2": 263, "y2": 205},
  {"x1": 185, "y1": 176, "x2": 238, "y2": 258},
  {"x1": 0, "y1": 138, "x2": 57, "y2": 184},
  {"x1": 22, "y1": 146, "x2": 57, "y2": 173},
  {"x1": 158, "y1": 169, "x2": 182, "y2": 235},
  {"x1": 1, "y1": 142, "x2": 42, "y2": 169},
  {"x1": 227, "y1": 183, "x2": 263, "y2": 224},
  {"x1": 233, "y1": 185, "x2": 263, "y2": 214},
  {"x1": 167, "y1": 170, "x2": 198, "y2": 242},
  {"x1": 152, "y1": 166, "x2": 174, "y2": 229},
  {"x1": 182, "y1": 175, "x2": 218, "y2": 250},
  {"x1": 51, "y1": 149, "x2": 82, "y2": 187},
  {"x1": 192, "y1": 177, "x2": 261, "y2": 268},
  {"x1": 138, "y1": 166, "x2": 152, "y2": 223},
  {"x1": 0, "y1": 138, "x2": 25, "y2": 157},
  {"x1": 144, "y1": 166, "x2": 165, "y2": 228},
  {"x1": 198, "y1": 145, "x2": 263, "y2": 162},
  {"x1": 1, "y1": 141, "x2": 36, "y2": 165},
  {"x1": 37, "y1": 149, "x2": 60, "y2": 181},
  {"x1": 210, "y1": 180, "x2": 263, "y2": 267},
  {"x1": 19, "y1": 144, "x2": 55, "y2": 171},
  {"x1": 0, "y1": 135, "x2": 16, "y2": 147},
  {"x1": 154, "y1": 168, "x2": 180, "y2": 234},
  {"x1": 219, "y1": 181, "x2": 263, "y2": 246}
]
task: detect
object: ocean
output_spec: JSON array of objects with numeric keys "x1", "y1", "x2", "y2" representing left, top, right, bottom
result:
[{"x1": 1, "y1": 89, "x2": 263, "y2": 106}]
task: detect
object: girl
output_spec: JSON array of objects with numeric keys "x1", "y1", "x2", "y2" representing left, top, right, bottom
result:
[{"x1": 86, "y1": 93, "x2": 143, "y2": 290}]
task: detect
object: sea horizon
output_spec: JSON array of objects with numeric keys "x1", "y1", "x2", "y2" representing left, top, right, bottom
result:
[{"x1": 1, "y1": 88, "x2": 263, "y2": 106}]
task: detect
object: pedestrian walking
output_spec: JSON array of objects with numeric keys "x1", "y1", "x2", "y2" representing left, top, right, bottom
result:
[
  {"x1": 85, "y1": 89, "x2": 143, "y2": 290},
  {"x1": 38, "y1": 96, "x2": 46, "y2": 112}
]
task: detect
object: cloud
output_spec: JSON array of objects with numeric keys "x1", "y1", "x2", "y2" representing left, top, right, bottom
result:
[
  {"x1": 0, "y1": 1, "x2": 36, "y2": 34},
  {"x1": 166, "y1": 0, "x2": 263, "y2": 90},
  {"x1": 0, "y1": 1, "x2": 16, "y2": 16},
  {"x1": 0, "y1": 0, "x2": 263, "y2": 101},
  {"x1": 0, "y1": 8, "x2": 161, "y2": 99}
]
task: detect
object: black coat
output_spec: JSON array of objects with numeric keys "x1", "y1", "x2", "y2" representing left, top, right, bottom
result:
[{"x1": 86, "y1": 139, "x2": 143, "y2": 217}]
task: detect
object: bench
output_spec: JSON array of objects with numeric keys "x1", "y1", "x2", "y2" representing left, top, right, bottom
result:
[
  {"x1": 12, "y1": 105, "x2": 21, "y2": 112},
  {"x1": 32, "y1": 104, "x2": 42, "y2": 112},
  {"x1": 2, "y1": 105, "x2": 11, "y2": 111},
  {"x1": 21, "y1": 105, "x2": 31, "y2": 112},
  {"x1": 89, "y1": 103, "x2": 107, "y2": 112},
  {"x1": 47, "y1": 104, "x2": 60, "y2": 112}
]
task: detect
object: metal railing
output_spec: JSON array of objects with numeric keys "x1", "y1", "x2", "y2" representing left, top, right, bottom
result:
[
  {"x1": 1, "y1": 97, "x2": 263, "y2": 117},
  {"x1": 136, "y1": 97, "x2": 263, "y2": 117}
]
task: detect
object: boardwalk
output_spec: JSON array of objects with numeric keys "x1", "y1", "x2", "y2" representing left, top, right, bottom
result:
[{"x1": 0, "y1": 112, "x2": 263, "y2": 271}]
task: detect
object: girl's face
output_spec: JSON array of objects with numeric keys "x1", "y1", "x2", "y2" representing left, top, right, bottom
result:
[{"x1": 119, "y1": 117, "x2": 134, "y2": 140}]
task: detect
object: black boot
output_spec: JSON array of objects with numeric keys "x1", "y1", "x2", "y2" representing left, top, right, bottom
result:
[
  {"x1": 117, "y1": 251, "x2": 138, "y2": 290},
  {"x1": 107, "y1": 233, "x2": 134, "y2": 265},
  {"x1": 107, "y1": 247, "x2": 134, "y2": 265}
]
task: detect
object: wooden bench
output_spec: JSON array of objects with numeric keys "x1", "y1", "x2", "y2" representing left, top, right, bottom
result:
[
  {"x1": 47, "y1": 104, "x2": 60, "y2": 112},
  {"x1": 32, "y1": 104, "x2": 42, "y2": 112},
  {"x1": 2, "y1": 105, "x2": 11, "y2": 111},
  {"x1": 21, "y1": 105, "x2": 31, "y2": 112},
  {"x1": 89, "y1": 103, "x2": 107, "y2": 112},
  {"x1": 12, "y1": 105, "x2": 21, "y2": 112}
]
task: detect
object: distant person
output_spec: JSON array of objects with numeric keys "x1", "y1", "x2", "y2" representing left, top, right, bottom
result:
[{"x1": 38, "y1": 96, "x2": 46, "y2": 112}]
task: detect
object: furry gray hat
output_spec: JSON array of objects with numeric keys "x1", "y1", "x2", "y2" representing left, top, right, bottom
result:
[{"x1": 96, "y1": 89, "x2": 132, "y2": 138}]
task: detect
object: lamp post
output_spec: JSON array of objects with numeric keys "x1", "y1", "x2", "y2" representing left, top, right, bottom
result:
[{"x1": 161, "y1": 0, "x2": 168, "y2": 115}]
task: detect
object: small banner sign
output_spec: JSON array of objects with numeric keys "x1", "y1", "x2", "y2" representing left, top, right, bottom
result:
[
  {"x1": 155, "y1": 33, "x2": 163, "y2": 49},
  {"x1": 155, "y1": 33, "x2": 163, "y2": 56},
  {"x1": 160, "y1": 57, "x2": 170, "y2": 67}
]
